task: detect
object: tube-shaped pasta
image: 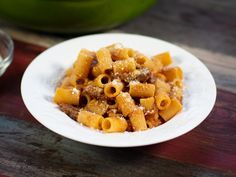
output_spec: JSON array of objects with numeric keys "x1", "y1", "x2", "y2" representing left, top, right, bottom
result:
[
  {"x1": 134, "y1": 53, "x2": 149, "y2": 65},
  {"x1": 102, "y1": 117, "x2": 128, "y2": 133},
  {"x1": 129, "y1": 82, "x2": 155, "y2": 98},
  {"x1": 85, "y1": 99, "x2": 108, "y2": 115},
  {"x1": 77, "y1": 110, "x2": 104, "y2": 130},
  {"x1": 94, "y1": 74, "x2": 111, "y2": 88},
  {"x1": 130, "y1": 108, "x2": 147, "y2": 131},
  {"x1": 162, "y1": 67, "x2": 183, "y2": 81},
  {"x1": 144, "y1": 59, "x2": 163, "y2": 73},
  {"x1": 92, "y1": 65, "x2": 102, "y2": 77},
  {"x1": 106, "y1": 43, "x2": 123, "y2": 51},
  {"x1": 107, "y1": 108, "x2": 117, "y2": 117},
  {"x1": 106, "y1": 43, "x2": 134, "y2": 60},
  {"x1": 60, "y1": 77, "x2": 72, "y2": 88},
  {"x1": 154, "y1": 73, "x2": 166, "y2": 81},
  {"x1": 107, "y1": 108, "x2": 122, "y2": 117},
  {"x1": 77, "y1": 78, "x2": 88, "y2": 86},
  {"x1": 155, "y1": 79, "x2": 170, "y2": 94},
  {"x1": 73, "y1": 49, "x2": 95, "y2": 79},
  {"x1": 116, "y1": 92, "x2": 136, "y2": 116},
  {"x1": 152, "y1": 52, "x2": 172, "y2": 66},
  {"x1": 159, "y1": 98, "x2": 182, "y2": 121},
  {"x1": 113, "y1": 58, "x2": 136, "y2": 74},
  {"x1": 54, "y1": 87, "x2": 80, "y2": 105},
  {"x1": 68, "y1": 73, "x2": 78, "y2": 87},
  {"x1": 140, "y1": 97, "x2": 155, "y2": 111},
  {"x1": 104, "y1": 79, "x2": 124, "y2": 98},
  {"x1": 155, "y1": 91, "x2": 171, "y2": 110},
  {"x1": 171, "y1": 78, "x2": 183, "y2": 88},
  {"x1": 170, "y1": 86, "x2": 183, "y2": 101},
  {"x1": 69, "y1": 73, "x2": 88, "y2": 89},
  {"x1": 110, "y1": 48, "x2": 130, "y2": 60},
  {"x1": 96, "y1": 48, "x2": 113, "y2": 73},
  {"x1": 79, "y1": 93, "x2": 91, "y2": 107},
  {"x1": 145, "y1": 109, "x2": 161, "y2": 128},
  {"x1": 54, "y1": 44, "x2": 184, "y2": 133},
  {"x1": 68, "y1": 73, "x2": 88, "y2": 88},
  {"x1": 107, "y1": 99, "x2": 118, "y2": 109},
  {"x1": 65, "y1": 67, "x2": 73, "y2": 76},
  {"x1": 127, "y1": 48, "x2": 135, "y2": 58}
]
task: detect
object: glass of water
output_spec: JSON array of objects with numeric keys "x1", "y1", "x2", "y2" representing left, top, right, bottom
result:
[{"x1": 0, "y1": 30, "x2": 14, "y2": 77}]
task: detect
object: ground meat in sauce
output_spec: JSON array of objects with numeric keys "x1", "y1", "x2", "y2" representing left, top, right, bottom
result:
[
  {"x1": 115, "y1": 68, "x2": 151, "y2": 83},
  {"x1": 136, "y1": 68, "x2": 151, "y2": 82},
  {"x1": 83, "y1": 85, "x2": 102, "y2": 97},
  {"x1": 106, "y1": 108, "x2": 124, "y2": 117},
  {"x1": 58, "y1": 103, "x2": 79, "y2": 120},
  {"x1": 148, "y1": 73, "x2": 157, "y2": 84},
  {"x1": 107, "y1": 109, "x2": 117, "y2": 117},
  {"x1": 145, "y1": 110, "x2": 161, "y2": 128},
  {"x1": 119, "y1": 72, "x2": 137, "y2": 82},
  {"x1": 126, "y1": 120, "x2": 133, "y2": 132},
  {"x1": 83, "y1": 85, "x2": 108, "y2": 100}
]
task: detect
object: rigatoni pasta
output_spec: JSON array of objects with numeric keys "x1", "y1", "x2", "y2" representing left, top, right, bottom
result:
[
  {"x1": 159, "y1": 98, "x2": 182, "y2": 121},
  {"x1": 162, "y1": 67, "x2": 183, "y2": 81},
  {"x1": 129, "y1": 82, "x2": 155, "y2": 98},
  {"x1": 94, "y1": 74, "x2": 111, "y2": 88},
  {"x1": 102, "y1": 117, "x2": 128, "y2": 133},
  {"x1": 85, "y1": 99, "x2": 108, "y2": 115},
  {"x1": 152, "y1": 51, "x2": 172, "y2": 66},
  {"x1": 92, "y1": 65, "x2": 102, "y2": 77},
  {"x1": 79, "y1": 92, "x2": 91, "y2": 107},
  {"x1": 104, "y1": 79, "x2": 124, "y2": 98},
  {"x1": 60, "y1": 77, "x2": 71, "y2": 88},
  {"x1": 144, "y1": 58, "x2": 162, "y2": 73},
  {"x1": 106, "y1": 43, "x2": 134, "y2": 60},
  {"x1": 116, "y1": 92, "x2": 136, "y2": 116},
  {"x1": 96, "y1": 48, "x2": 113, "y2": 73},
  {"x1": 134, "y1": 52, "x2": 149, "y2": 65},
  {"x1": 130, "y1": 108, "x2": 147, "y2": 131},
  {"x1": 145, "y1": 109, "x2": 161, "y2": 128},
  {"x1": 113, "y1": 58, "x2": 136, "y2": 74},
  {"x1": 54, "y1": 43, "x2": 184, "y2": 133},
  {"x1": 73, "y1": 49, "x2": 95, "y2": 79},
  {"x1": 155, "y1": 91, "x2": 171, "y2": 110},
  {"x1": 54, "y1": 87, "x2": 80, "y2": 105},
  {"x1": 140, "y1": 97, "x2": 155, "y2": 111},
  {"x1": 77, "y1": 110, "x2": 104, "y2": 129}
]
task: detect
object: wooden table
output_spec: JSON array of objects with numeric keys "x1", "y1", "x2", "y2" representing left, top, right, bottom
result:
[{"x1": 0, "y1": 0, "x2": 236, "y2": 176}]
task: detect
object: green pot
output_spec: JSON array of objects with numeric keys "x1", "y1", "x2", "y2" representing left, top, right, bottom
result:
[{"x1": 0, "y1": 0, "x2": 156, "y2": 34}]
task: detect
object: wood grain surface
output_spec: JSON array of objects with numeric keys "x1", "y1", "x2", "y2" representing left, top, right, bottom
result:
[
  {"x1": 0, "y1": 40, "x2": 44, "y2": 123},
  {"x1": 142, "y1": 90, "x2": 236, "y2": 174},
  {"x1": 0, "y1": 116, "x2": 234, "y2": 177}
]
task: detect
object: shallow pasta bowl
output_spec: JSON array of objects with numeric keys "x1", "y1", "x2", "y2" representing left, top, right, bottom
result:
[{"x1": 21, "y1": 33, "x2": 216, "y2": 147}]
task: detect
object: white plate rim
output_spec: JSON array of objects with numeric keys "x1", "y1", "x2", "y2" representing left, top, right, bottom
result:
[{"x1": 21, "y1": 33, "x2": 217, "y2": 147}]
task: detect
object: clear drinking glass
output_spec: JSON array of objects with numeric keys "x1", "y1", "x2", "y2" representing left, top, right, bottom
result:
[{"x1": 0, "y1": 30, "x2": 14, "y2": 77}]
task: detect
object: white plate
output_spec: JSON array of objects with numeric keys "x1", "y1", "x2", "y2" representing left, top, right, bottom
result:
[{"x1": 21, "y1": 33, "x2": 216, "y2": 147}]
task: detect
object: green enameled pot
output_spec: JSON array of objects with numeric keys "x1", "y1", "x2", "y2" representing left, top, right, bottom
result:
[{"x1": 0, "y1": 0, "x2": 156, "y2": 34}]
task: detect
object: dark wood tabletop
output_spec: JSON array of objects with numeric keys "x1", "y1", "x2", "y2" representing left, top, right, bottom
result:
[{"x1": 0, "y1": 0, "x2": 236, "y2": 176}]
